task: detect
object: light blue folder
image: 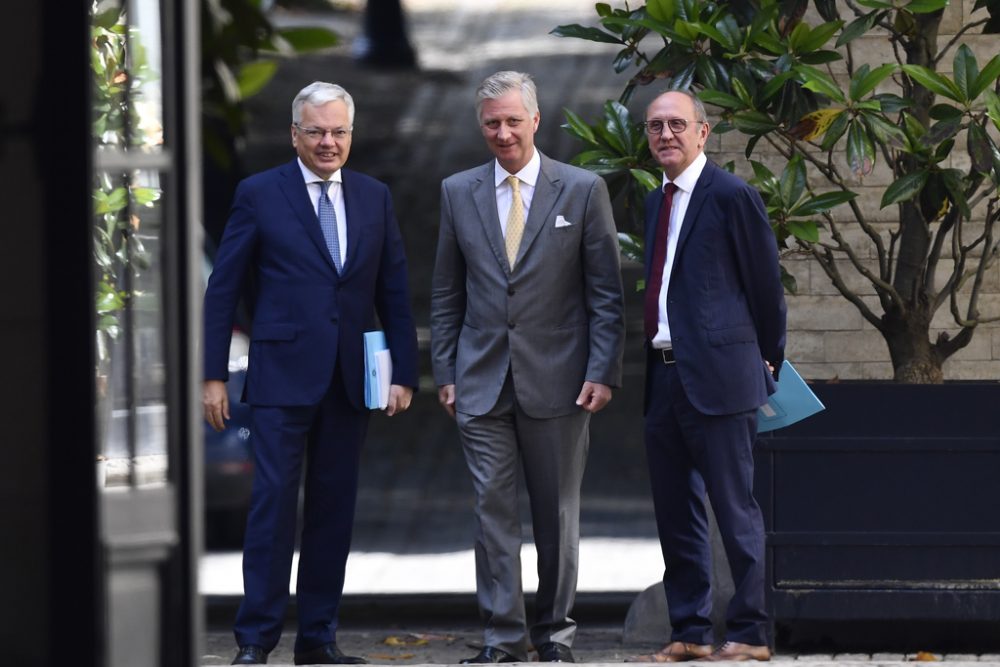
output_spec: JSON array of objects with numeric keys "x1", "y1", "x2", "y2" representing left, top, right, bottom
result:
[
  {"x1": 757, "y1": 360, "x2": 825, "y2": 432},
  {"x1": 363, "y1": 330, "x2": 390, "y2": 410}
]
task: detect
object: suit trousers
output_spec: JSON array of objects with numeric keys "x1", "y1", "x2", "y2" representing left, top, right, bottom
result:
[
  {"x1": 456, "y1": 371, "x2": 590, "y2": 658},
  {"x1": 644, "y1": 355, "x2": 768, "y2": 646},
  {"x1": 234, "y1": 364, "x2": 370, "y2": 653}
]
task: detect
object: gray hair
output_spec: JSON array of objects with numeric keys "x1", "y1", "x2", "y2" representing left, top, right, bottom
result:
[
  {"x1": 648, "y1": 88, "x2": 709, "y2": 124},
  {"x1": 292, "y1": 81, "x2": 355, "y2": 126},
  {"x1": 475, "y1": 71, "x2": 539, "y2": 121}
]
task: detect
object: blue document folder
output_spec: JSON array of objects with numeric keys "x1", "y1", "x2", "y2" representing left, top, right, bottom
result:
[
  {"x1": 757, "y1": 360, "x2": 825, "y2": 432},
  {"x1": 363, "y1": 331, "x2": 392, "y2": 410}
]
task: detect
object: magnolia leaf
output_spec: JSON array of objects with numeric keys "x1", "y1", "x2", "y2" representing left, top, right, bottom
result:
[
  {"x1": 941, "y1": 168, "x2": 972, "y2": 220},
  {"x1": 837, "y1": 11, "x2": 882, "y2": 47},
  {"x1": 630, "y1": 168, "x2": 663, "y2": 193},
  {"x1": 562, "y1": 108, "x2": 598, "y2": 145},
  {"x1": 645, "y1": 0, "x2": 676, "y2": 24},
  {"x1": 791, "y1": 190, "x2": 858, "y2": 216},
  {"x1": 787, "y1": 219, "x2": 821, "y2": 243},
  {"x1": 779, "y1": 155, "x2": 807, "y2": 207},
  {"x1": 550, "y1": 24, "x2": 622, "y2": 43},
  {"x1": 236, "y1": 60, "x2": 278, "y2": 99},
  {"x1": 780, "y1": 264, "x2": 799, "y2": 294},
  {"x1": 904, "y1": 0, "x2": 948, "y2": 13},
  {"x1": 698, "y1": 89, "x2": 745, "y2": 110},
  {"x1": 972, "y1": 54, "x2": 1000, "y2": 99},
  {"x1": 798, "y1": 65, "x2": 846, "y2": 103},
  {"x1": 847, "y1": 122, "x2": 876, "y2": 177},
  {"x1": 850, "y1": 63, "x2": 897, "y2": 101},
  {"x1": 795, "y1": 20, "x2": 843, "y2": 53},
  {"x1": 277, "y1": 27, "x2": 338, "y2": 52},
  {"x1": 733, "y1": 111, "x2": 780, "y2": 134},
  {"x1": 618, "y1": 232, "x2": 644, "y2": 263},
  {"x1": 788, "y1": 108, "x2": 843, "y2": 141},
  {"x1": 881, "y1": 171, "x2": 928, "y2": 208},
  {"x1": 901, "y1": 65, "x2": 964, "y2": 102},
  {"x1": 953, "y1": 44, "x2": 979, "y2": 100}
]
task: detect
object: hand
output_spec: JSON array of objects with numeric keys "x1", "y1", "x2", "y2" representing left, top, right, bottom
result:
[
  {"x1": 203, "y1": 380, "x2": 230, "y2": 432},
  {"x1": 385, "y1": 384, "x2": 413, "y2": 416},
  {"x1": 438, "y1": 384, "x2": 456, "y2": 419},
  {"x1": 765, "y1": 360, "x2": 775, "y2": 374},
  {"x1": 576, "y1": 381, "x2": 612, "y2": 414}
]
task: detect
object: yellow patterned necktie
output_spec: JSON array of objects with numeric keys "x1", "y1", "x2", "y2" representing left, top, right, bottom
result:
[{"x1": 505, "y1": 175, "x2": 525, "y2": 268}]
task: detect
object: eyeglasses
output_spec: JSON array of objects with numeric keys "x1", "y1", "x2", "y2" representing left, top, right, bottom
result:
[
  {"x1": 294, "y1": 124, "x2": 352, "y2": 141},
  {"x1": 641, "y1": 118, "x2": 706, "y2": 136}
]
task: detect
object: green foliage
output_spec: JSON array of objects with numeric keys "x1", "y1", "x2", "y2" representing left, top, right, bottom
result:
[
  {"x1": 554, "y1": 0, "x2": 1000, "y2": 381},
  {"x1": 202, "y1": 0, "x2": 339, "y2": 170},
  {"x1": 90, "y1": 1, "x2": 160, "y2": 362}
]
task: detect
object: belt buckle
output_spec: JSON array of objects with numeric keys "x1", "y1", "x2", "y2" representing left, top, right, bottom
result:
[{"x1": 660, "y1": 347, "x2": 675, "y2": 365}]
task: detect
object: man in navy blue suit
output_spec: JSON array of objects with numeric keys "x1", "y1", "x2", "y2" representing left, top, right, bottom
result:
[
  {"x1": 631, "y1": 90, "x2": 786, "y2": 663},
  {"x1": 203, "y1": 81, "x2": 418, "y2": 666}
]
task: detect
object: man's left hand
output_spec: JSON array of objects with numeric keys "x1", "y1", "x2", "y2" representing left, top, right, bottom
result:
[
  {"x1": 385, "y1": 384, "x2": 413, "y2": 416},
  {"x1": 576, "y1": 381, "x2": 612, "y2": 413}
]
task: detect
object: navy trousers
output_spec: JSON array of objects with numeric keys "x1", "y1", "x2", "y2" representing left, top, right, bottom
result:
[
  {"x1": 234, "y1": 365, "x2": 369, "y2": 653},
  {"x1": 644, "y1": 354, "x2": 768, "y2": 646}
]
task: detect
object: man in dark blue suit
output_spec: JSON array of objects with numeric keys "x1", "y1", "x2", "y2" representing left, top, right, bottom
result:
[
  {"x1": 630, "y1": 90, "x2": 786, "y2": 663},
  {"x1": 203, "y1": 81, "x2": 419, "y2": 666}
]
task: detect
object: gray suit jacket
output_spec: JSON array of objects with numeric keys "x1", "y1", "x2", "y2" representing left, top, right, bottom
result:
[{"x1": 431, "y1": 152, "x2": 625, "y2": 419}]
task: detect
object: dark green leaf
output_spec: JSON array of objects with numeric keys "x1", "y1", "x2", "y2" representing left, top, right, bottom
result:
[
  {"x1": 972, "y1": 54, "x2": 1000, "y2": 99},
  {"x1": 855, "y1": 0, "x2": 893, "y2": 6},
  {"x1": 847, "y1": 121, "x2": 875, "y2": 177},
  {"x1": 613, "y1": 48, "x2": 635, "y2": 73},
  {"x1": 849, "y1": 63, "x2": 897, "y2": 101},
  {"x1": 780, "y1": 264, "x2": 799, "y2": 294},
  {"x1": 796, "y1": 20, "x2": 843, "y2": 53},
  {"x1": 596, "y1": 3, "x2": 613, "y2": 17},
  {"x1": 873, "y1": 93, "x2": 911, "y2": 114},
  {"x1": 904, "y1": 0, "x2": 948, "y2": 13},
  {"x1": 901, "y1": 65, "x2": 964, "y2": 102},
  {"x1": 929, "y1": 103, "x2": 964, "y2": 120},
  {"x1": 881, "y1": 171, "x2": 928, "y2": 207},
  {"x1": 924, "y1": 118, "x2": 962, "y2": 146},
  {"x1": 779, "y1": 155, "x2": 807, "y2": 207},
  {"x1": 618, "y1": 232, "x2": 645, "y2": 263},
  {"x1": 698, "y1": 89, "x2": 745, "y2": 110},
  {"x1": 562, "y1": 108, "x2": 598, "y2": 145},
  {"x1": 787, "y1": 219, "x2": 821, "y2": 242},
  {"x1": 550, "y1": 24, "x2": 622, "y2": 43},
  {"x1": 733, "y1": 111, "x2": 781, "y2": 134},
  {"x1": 799, "y1": 50, "x2": 842, "y2": 65},
  {"x1": 790, "y1": 190, "x2": 857, "y2": 215},
  {"x1": 798, "y1": 65, "x2": 847, "y2": 102},
  {"x1": 645, "y1": 0, "x2": 676, "y2": 23},
  {"x1": 953, "y1": 44, "x2": 978, "y2": 101},
  {"x1": 814, "y1": 0, "x2": 840, "y2": 21},
  {"x1": 630, "y1": 168, "x2": 662, "y2": 192},
  {"x1": 819, "y1": 110, "x2": 851, "y2": 150},
  {"x1": 837, "y1": 11, "x2": 881, "y2": 47}
]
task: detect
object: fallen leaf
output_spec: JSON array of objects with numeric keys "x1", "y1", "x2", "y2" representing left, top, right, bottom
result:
[
  {"x1": 384, "y1": 635, "x2": 429, "y2": 647},
  {"x1": 368, "y1": 653, "x2": 416, "y2": 661},
  {"x1": 912, "y1": 652, "x2": 939, "y2": 662}
]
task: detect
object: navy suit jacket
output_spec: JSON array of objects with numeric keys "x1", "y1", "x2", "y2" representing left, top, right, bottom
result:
[
  {"x1": 644, "y1": 160, "x2": 786, "y2": 416},
  {"x1": 204, "y1": 160, "x2": 418, "y2": 410}
]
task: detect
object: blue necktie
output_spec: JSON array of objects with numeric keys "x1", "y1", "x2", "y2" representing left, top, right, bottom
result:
[{"x1": 318, "y1": 181, "x2": 343, "y2": 272}]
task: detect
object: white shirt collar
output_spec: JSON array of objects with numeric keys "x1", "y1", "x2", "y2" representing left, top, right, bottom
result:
[
  {"x1": 662, "y1": 151, "x2": 707, "y2": 193},
  {"x1": 298, "y1": 158, "x2": 343, "y2": 185},
  {"x1": 494, "y1": 148, "x2": 541, "y2": 188}
]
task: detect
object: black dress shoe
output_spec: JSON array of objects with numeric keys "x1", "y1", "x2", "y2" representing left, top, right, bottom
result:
[
  {"x1": 232, "y1": 645, "x2": 268, "y2": 665},
  {"x1": 537, "y1": 642, "x2": 575, "y2": 663},
  {"x1": 460, "y1": 646, "x2": 520, "y2": 663},
  {"x1": 294, "y1": 642, "x2": 367, "y2": 665}
]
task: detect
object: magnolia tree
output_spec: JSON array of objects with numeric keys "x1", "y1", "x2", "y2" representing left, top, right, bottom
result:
[{"x1": 554, "y1": 0, "x2": 1000, "y2": 383}]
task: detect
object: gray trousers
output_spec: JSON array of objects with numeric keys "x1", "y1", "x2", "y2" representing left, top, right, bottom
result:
[{"x1": 456, "y1": 373, "x2": 590, "y2": 659}]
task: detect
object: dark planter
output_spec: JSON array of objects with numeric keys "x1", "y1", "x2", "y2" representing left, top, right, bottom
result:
[{"x1": 754, "y1": 382, "x2": 1000, "y2": 651}]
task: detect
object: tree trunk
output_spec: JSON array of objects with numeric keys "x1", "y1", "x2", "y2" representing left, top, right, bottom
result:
[{"x1": 881, "y1": 304, "x2": 944, "y2": 383}]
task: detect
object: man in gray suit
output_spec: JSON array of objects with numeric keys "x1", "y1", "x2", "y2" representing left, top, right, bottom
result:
[{"x1": 431, "y1": 71, "x2": 626, "y2": 664}]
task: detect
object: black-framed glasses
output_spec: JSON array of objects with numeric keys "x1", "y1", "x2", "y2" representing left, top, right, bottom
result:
[
  {"x1": 641, "y1": 118, "x2": 705, "y2": 135},
  {"x1": 294, "y1": 123, "x2": 352, "y2": 141}
]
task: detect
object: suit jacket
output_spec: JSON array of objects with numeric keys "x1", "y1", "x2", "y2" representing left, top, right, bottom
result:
[
  {"x1": 644, "y1": 159, "x2": 786, "y2": 416},
  {"x1": 204, "y1": 160, "x2": 418, "y2": 409},
  {"x1": 431, "y1": 152, "x2": 625, "y2": 419}
]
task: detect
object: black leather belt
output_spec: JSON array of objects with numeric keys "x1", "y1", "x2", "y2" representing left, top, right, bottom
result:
[{"x1": 653, "y1": 347, "x2": 675, "y2": 364}]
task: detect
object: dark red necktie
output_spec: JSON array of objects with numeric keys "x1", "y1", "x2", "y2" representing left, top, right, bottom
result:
[{"x1": 644, "y1": 183, "x2": 678, "y2": 341}]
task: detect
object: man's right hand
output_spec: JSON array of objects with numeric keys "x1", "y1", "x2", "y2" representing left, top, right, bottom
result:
[
  {"x1": 438, "y1": 384, "x2": 456, "y2": 419},
  {"x1": 203, "y1": 380, "x2": 230, "y2": 432}
]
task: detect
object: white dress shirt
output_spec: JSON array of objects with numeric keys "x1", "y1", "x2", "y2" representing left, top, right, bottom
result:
[
  {"x1": 494, "y1": 148, "x2": 540, "y2": 237},
  {"x1": 299, "y1": 159, "x2": 347, "y2": 268},
  {"x1": 651, "y1": 151, "x2": 708, "y2": 349}
]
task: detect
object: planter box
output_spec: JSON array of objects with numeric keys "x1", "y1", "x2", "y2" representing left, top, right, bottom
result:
[{"x1": 754, "y1": 382, "x2": 1000, "y2": 647}]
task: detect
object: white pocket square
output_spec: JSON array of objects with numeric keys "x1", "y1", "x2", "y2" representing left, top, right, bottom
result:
[{"x1": 554, "y1": 215, "x2": 573, "y2": 228}]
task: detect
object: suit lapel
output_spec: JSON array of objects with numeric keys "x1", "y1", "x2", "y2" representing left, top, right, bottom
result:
[
  {"x1": 471, "y1": 162, "x2": 511, "y2": 275},
  {"x1": 675, "y1": 160, "x2": 717, "y2": 259},
  {"x1": 516, "y1": 152, "x2": 562, "y2": 266},
  {"x1": 341, "y1": 169, "x2": 363, "y2": 276},
  {"x1": 278, "y1": 160, "x2": 340, "y2": 275}
]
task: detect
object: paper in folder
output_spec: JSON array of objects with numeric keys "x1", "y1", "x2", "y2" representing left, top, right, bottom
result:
[
  {"x1": 757, "y1": 360, "x2": 825, "y2": 432},
  {"x1": 363, "y1": 330, "x2": 392, "y2": 410}
]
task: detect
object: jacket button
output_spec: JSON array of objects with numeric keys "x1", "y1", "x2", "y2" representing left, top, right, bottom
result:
[
  {"x1": 508, "y1": 322, "x2": 516, "y2": 329},
  {"x1": 507, "y1": 287, "x2": 515, "y2": 296}
]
